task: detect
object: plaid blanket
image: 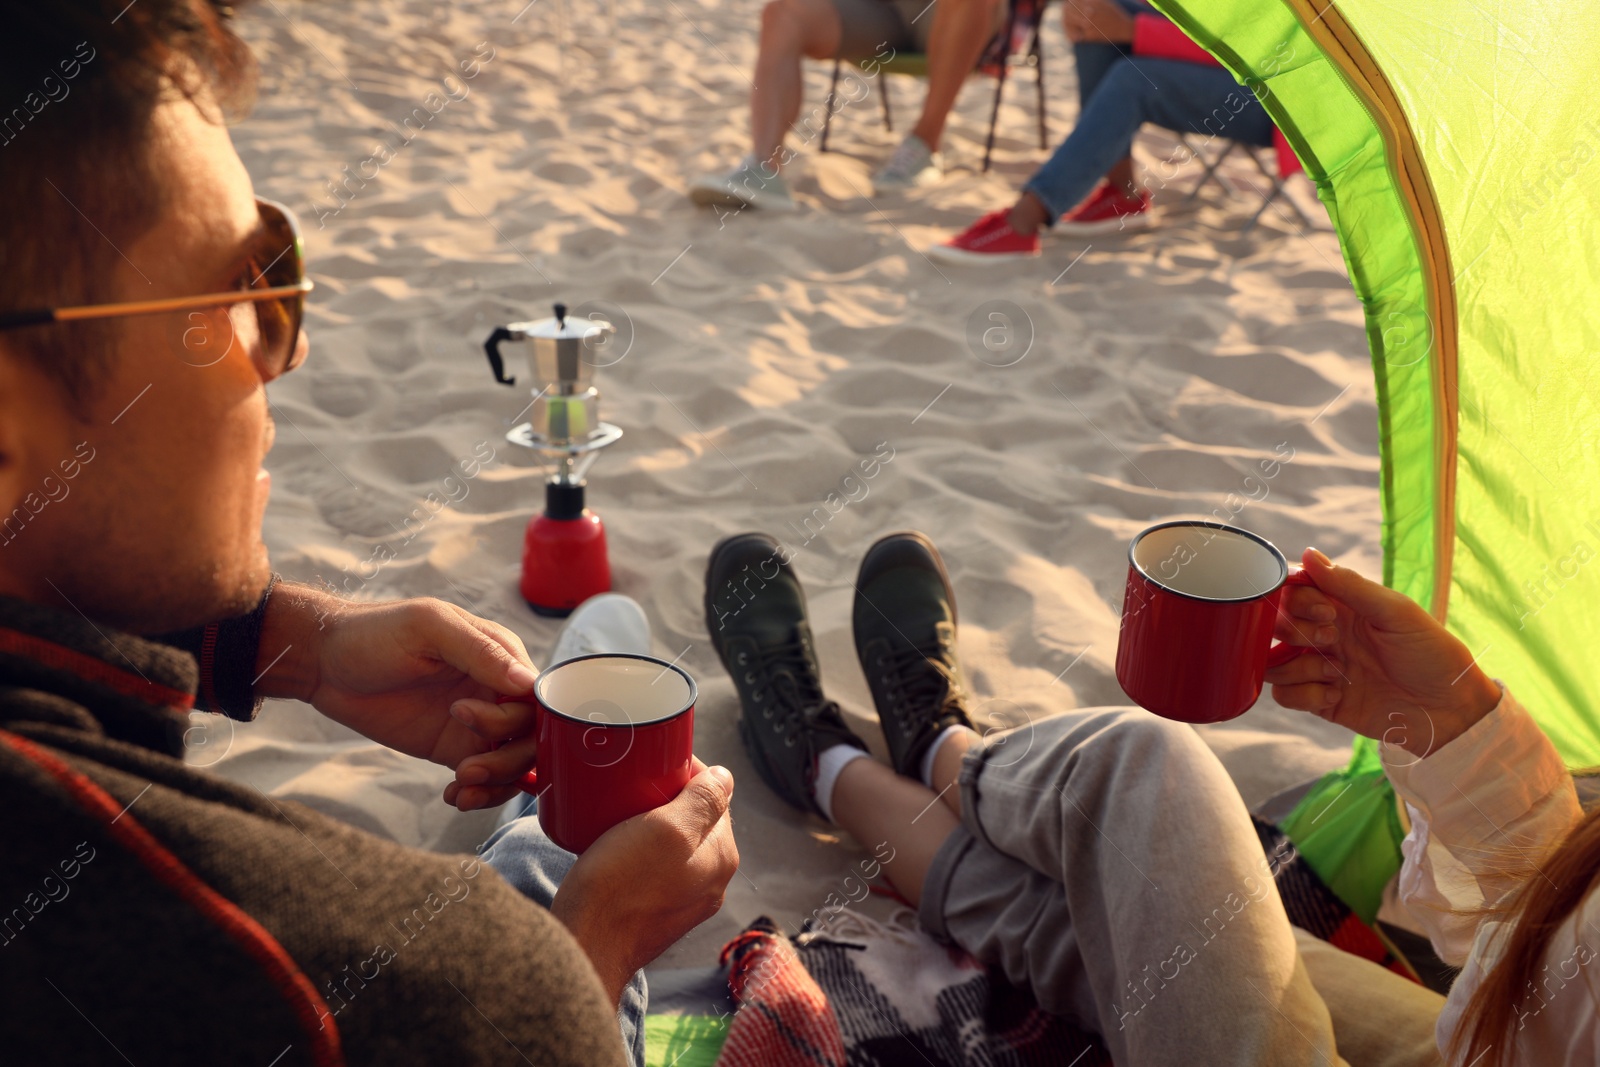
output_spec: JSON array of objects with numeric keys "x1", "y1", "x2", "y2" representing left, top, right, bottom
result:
[{"x1": 714, "y1": 817, "x2": 1419, "y2": 1067}]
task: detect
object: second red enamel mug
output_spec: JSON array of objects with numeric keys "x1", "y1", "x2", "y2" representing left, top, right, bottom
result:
[{"x1": 1115, "y1": 521, "x2": 1311, "y2": 724}]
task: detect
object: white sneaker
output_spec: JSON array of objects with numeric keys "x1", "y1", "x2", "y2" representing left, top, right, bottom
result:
[
  {"x1": 688, "y1": 156, "x2": 797, "y2": 214},
  {"x1": 872, "y1": 135, "x2": 943, "y2": 193},
  {"x1": 548, "y1": 593, "x2": 652, "y2": 667}
]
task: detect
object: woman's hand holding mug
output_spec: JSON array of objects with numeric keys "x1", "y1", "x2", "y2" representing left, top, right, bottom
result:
[{"x1": 1266, "y1": 548, "x2": 1503, "y2": 757}]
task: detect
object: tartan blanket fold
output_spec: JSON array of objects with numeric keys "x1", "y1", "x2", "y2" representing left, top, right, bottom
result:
[{"x1": 714, "y1": 817, "x2": 1418, "y2": 1066}]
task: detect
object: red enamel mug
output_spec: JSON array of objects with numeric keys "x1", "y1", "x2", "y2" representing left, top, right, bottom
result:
[
  {"x1": 515, "y1": 653, "x2": 696, "y2": 854},
  {"x1": 1115, "y1": 521, "x2": 1313, "y2": 724}
]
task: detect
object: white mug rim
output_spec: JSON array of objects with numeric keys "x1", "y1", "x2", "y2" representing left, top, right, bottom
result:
[
  {"x1": 1128, "y1": 520, "x2": 1289, "y2": 605},
  {"x1": 534, "y1": 653, "x2": 697, "y2": 727}
]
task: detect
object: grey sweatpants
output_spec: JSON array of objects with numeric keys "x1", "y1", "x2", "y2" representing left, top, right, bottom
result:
[{"x1": 918, "y1": 708, "x2": 1446, "y2": 1067}]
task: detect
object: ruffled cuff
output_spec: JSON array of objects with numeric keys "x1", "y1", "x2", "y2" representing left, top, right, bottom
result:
[{"x1": 1383, "y1": 685, "x2": 1571, "y2": 840}]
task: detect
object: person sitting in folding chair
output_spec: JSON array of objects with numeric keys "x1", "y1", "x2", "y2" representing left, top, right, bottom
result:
[
  {"x1": 687, "y1": 0, "x2": 1008, "y2": 211},
  {"x1": 929, "y1": 0, "x2": 1273, "y2": 262}
]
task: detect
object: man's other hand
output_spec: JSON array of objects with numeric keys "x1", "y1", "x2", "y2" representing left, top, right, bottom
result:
[
  {"x1": 550, "y1": 761, "x2": 740, "y2": 1007},
  {"x1": 253, "y1": 583, "x2": 540, "y2": 810}
]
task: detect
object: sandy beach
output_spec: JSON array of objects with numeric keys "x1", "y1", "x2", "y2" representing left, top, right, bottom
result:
[{"x1": 210, "y1": 0, "x2": 1378, "y2": 967}]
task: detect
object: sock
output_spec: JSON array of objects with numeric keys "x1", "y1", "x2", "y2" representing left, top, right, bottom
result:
[
  {"x1": 920, "y1": 724, "x2": 971, "y2": 790},
  {"x1": 813, "y1": 744, "x2": 871, "y2": 824}
]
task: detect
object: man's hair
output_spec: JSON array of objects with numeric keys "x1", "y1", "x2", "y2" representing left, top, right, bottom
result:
[{"x1": 0, "y1": 0, "x2": 256, "y2": 405}]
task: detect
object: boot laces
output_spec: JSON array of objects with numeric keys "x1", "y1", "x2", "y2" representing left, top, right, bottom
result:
[
  {"x1": 745, "y1": 631, "x2": 837, "y2": 745},
  {"x1": 876, "y1": 640, "x2": 963, "y2": 740}
]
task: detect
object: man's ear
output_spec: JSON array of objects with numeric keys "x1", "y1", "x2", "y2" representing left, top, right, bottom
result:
[{"x1": 0, "y1": 342, "x2": 75, "y2": 538}]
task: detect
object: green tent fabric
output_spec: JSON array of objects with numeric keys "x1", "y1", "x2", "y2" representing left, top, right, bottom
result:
[
  {"x1": 1145, "y1": 0, "x2": 1600, "y2": 915},
  {"x1": 1275, "y1": 737, "x2": 1402, "y2": 923},
  {"x1": 643, "y1": 1015, "x2": 728, "y2": 1066}
]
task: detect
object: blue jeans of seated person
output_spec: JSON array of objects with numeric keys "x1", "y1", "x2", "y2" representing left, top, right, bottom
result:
[
  {"x1": 1025, "y1": 0, "x2": 1275, "y2": 222},
  {"x1": 482, "y1": 793, "x2": 648, "y2": 1067}
]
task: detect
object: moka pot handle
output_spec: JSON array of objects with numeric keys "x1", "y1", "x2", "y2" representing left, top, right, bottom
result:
[{"x1": 484, "y1": 327, "x2": 517, "y2": 386}]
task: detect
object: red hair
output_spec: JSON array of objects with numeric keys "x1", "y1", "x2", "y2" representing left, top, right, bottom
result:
[{"x1": 1452, "y1": 805, "x2": 1600, "y2": 1066}]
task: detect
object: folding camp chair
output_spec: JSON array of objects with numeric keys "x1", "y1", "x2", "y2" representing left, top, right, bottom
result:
[
  {"x1": 818, "y1": 0, "x2": 1049, "y2": 173},
  {"x1": 1181, "y1": 127, "x2": 1310, "y2": 234}
]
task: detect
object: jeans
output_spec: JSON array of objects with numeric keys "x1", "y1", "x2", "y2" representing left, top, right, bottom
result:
[
  {"x1": 919, "y1": 709, "x2": 1446, "y2": 1066},
  {"x1": 481, "y1": 793, "x2": 649, "y2": 1067},
  {"x1": 1024, "y1": 2, "x2": 1275, "y2": 221}
]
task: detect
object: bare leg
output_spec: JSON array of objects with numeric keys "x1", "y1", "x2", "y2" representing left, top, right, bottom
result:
[
  {"x1": 928, "y1": 725, "x2": 979, "y2": 817},
  {"x1": 1003, "y1": 165, "x2": 1133, "y2": 233},
  {"x1": 1004, "y1": 189, "x2": 1051, "y2": 234},
  {"x1": 910, "y1": 0, "x2": 1003, "y2": 150},
  {"x1": 751, "y1": 0, "x2": 844, "y2": 171},
  {"x1": 828, "y1": 757, "x2": 959, "y2": 908}
]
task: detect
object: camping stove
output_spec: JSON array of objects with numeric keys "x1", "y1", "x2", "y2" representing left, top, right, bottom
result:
[{"x1": 484, "y1": 302, "x2": 622, "y2": 616}]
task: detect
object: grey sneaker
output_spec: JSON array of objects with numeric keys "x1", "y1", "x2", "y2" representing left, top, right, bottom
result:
[
  {"x1": 704, "y1": 532, "x2": 868, "y2": 817},
  {"x1": 871, "y1": 135, "x2": 943, "y2": 193},
  {"x1": 688, "y1": 156, "x2": 797, "y2": 213}
]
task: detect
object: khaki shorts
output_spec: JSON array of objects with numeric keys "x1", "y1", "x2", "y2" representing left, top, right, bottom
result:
[{"x1": 830, "y1": 0, "x2": 1006, "y2": 62}]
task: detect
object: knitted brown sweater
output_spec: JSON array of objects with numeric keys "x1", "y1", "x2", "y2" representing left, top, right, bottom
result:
[{"x1": 0, "y1": 591, "x2": 628, "y2": 1067}]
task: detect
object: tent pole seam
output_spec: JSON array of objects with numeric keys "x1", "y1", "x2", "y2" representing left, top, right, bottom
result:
[{"x1": 1271, "y1": 0, "x2": 1459, "y2": 622}]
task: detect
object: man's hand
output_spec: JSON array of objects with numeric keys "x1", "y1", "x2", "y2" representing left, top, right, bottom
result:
[
  {"x1": 1265, "y1": 549, "x2": 1503, "y2": 758},
  {"x1": 550, "y1": 761, "x2": 740, "y2": 1007},
  {"x1": 254, "y1": 583, "x2": 540, "y2": 810},
  {"x1": 1062, "y1": 0, "x2": 1136, "y2": 44}
]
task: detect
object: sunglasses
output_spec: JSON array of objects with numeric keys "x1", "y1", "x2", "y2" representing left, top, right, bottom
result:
[{"x1": 0, "y1": 197, "x2": 313, "y2": 383}]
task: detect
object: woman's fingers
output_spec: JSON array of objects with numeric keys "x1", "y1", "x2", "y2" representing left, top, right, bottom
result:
[
  {"x1": 1266, "y1": 647, "x2": 1342, "y2": 687},
  {"x1": 1300, "y1": 548, "x2": 1425, "y2": 631},
  {"x1": 1273, "y1": 609, "x2": 1339, "y2": 647},
  {"x1": 1284, "y1": 583, "x2": 1338, "y2": 623},
  {"x1": 1270, "y1": 680, "x2": 1341, "y2": 716},
  {"x1": 1268, "y1": 600, "x2": 1348, "y2": 715},
  {"x1": 448, "y1": 697, "x2": 537, "y2": 745},
  {"x1": 1274, "y1": 583, "x2": 1341, "y2": 644}
]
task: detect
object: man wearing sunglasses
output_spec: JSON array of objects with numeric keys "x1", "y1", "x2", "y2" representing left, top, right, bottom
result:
[{"x1": 0, "y1": 3, "x2": 737, "y2": 1064}]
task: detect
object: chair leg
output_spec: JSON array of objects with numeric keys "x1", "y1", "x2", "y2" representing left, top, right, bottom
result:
[
  {"x1": 1243, "y1": 178, "x2": 1312, "y2": 234},
  {"x1": 1181, "y1": 137, "x2": 1235, "y2": 205},
  {"x1": 1251, "y1": 147, "x2": 1310, "y2": 226},
  {"x1": 881, "y1": 71, "x2": 893, "y2": 133},
  {"x1": 1240, "y1": 148, "x2": 1276, "y2": 234},
  {"x1": 1241, "y1": 148, "x2": 1312, "y2": 233},
  {"x1": 1280, "y1": 186, "x2": 1313, "y2": 229},
  {"x1": 983, "y1": 5, "x2": 1021, "y2": 172},
  {"x1": 1033, "y1": 35, "x2": 1047, "y2": 150},
  {"x1": 1241, "y1": 182, "x2": 1280, "y2": 235},
  {"x1": 821, "y1": 57, "x2": 842, "y2": 153},
  {"x1": 984, "y1": 72, "x2": 1009, "y2": 173}
]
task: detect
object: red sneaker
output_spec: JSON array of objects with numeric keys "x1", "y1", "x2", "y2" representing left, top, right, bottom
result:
[
  {"x1": 928, "y1": 209, "x2": 1042, "y2": 264},
  {"x1": 1053, "y1": 183, "x2": 1153, "y2": 236}
]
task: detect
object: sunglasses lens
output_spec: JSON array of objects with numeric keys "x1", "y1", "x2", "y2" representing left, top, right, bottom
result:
[{"x1": 252, "y1": 199, "x2": 305, "y2": 377}]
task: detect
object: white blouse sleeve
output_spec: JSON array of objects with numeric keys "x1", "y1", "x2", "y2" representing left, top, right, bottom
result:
[{"x1": 1381, "y1": 688, "x2": 1583, "y2": 967}]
